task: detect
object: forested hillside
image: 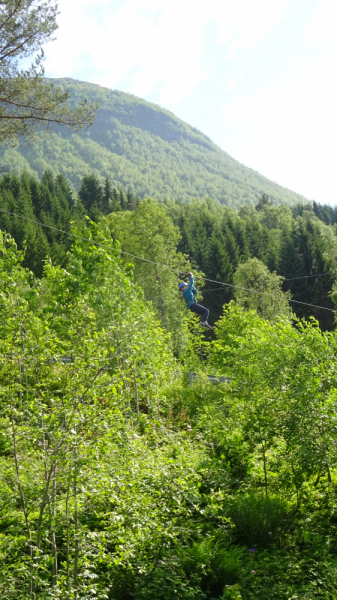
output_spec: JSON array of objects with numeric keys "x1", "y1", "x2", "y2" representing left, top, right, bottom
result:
[{"x1": 0, "y1": 78, "x2": 309, "y2": 207}]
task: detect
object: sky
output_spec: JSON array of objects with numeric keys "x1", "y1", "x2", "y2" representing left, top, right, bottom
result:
[{"x1": 44, "y1": 0, "x2": 337, "y2": 205}]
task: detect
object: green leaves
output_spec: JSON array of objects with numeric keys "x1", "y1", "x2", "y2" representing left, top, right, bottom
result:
[{"x1": 212, "y1": 304, "x2": 337, "y2": 497}]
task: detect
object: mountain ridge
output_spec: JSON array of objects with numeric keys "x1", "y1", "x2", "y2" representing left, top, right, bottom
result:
[{"x1": 0, "y1": 78, "x2": 309, "y2": 207}]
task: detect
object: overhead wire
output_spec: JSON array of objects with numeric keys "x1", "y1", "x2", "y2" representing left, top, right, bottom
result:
[
  {"x1": 0, "y1": 207, "x2": 335, "y2": 314},
  {"x1": 204, "y1": 273, "x2": 334, "y2": 289},
  {"x1": 199, "y1": 277, "x2": 335, "y2": 313},
  {"x1": 0, "y1": 208, "x2": 180, "y2": 274},
  {"x1": 283, "y1": 273, "x2": 333, "y2": 281}
]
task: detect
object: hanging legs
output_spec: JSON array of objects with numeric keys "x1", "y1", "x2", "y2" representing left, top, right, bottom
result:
[{"x1": 189, "y1": 303, "x2": 212, "y2": 328}]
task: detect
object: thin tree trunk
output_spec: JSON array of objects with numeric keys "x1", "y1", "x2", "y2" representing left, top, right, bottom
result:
[
  {"x1": 154, "y1": 373, "x2": 160, "y2": 415},
  {"x1": 133, "y1": 369, "x2": 140, "y2": 420},
  {"x1": 74, "y1": 472, "x2": 79, "y2": 599},
  {"x1": 74, "y1": 430, "x2": 79, "y2": 600},
  {"x1": 35, "y1": 461, "x2": 57, "y2": 551},
  {"x1": 9, "y1": 359, "x2": 34, "y2": 597},
  {"x1": 328, "y1": 466, "x2": 332, "y2": 484},
  {"x1": 51, "y1": 462, "x2": 58, "y2": 586},
  {"x1": 141, "y1": 362, "x2": 150, "y2": 413},
  {"x1": 18, "y1": 358, "x2": 22, "y2": 403},
  {"x1": 66, "y1": 481, "x2": 70, "y2": 592},
  {"x1": 314, "y1": 473, "x2": 320, "y2": 487},
  {"x1": 262, "y1": 444, "x2": 268, "y2": 498}
]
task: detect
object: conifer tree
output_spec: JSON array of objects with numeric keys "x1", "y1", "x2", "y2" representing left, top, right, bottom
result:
[
  {"x1": 103, "y1": 177, "x2": 113, "y2": 214},
  {"x1": 126, "y1": 188, "x2": 134, "y2": 211},
  {"x1": 78, "y1": 174, "x2": 103, "y2": 221},
  {"x1": 111, "y1": 187, "x2": 121, "y2": 212},
  {"x1": 119, "y1": 188, "x2": 126, "y2": 210},
  {"x1": 256, "y1": 193, "x2": 273, "y2": 211}
]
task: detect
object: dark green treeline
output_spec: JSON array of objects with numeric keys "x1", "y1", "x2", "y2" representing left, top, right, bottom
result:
[
  {"x1": 0, "y1": 171, "x2": 139, "y2": 276},
  {"x1": 167, "y1": 197, "x2": 336, "y2": 330},
  {"x1": 0, "y1": 170, "x2": 336, "y2": 329}
]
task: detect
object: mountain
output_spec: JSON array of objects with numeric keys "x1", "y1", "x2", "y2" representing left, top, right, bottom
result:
[{"x1": 0, "y1": 78, "x2": 308, "y2": 207}]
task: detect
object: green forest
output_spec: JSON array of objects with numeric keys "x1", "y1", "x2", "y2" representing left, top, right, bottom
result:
[
  {"x1": 2, "y1": 169, "x2": 337, "y2": 598},
  {"x1": 0, "y1": 78, "x2": 309, "y2": 208}
]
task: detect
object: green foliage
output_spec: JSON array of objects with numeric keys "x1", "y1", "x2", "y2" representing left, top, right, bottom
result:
[
  {"x1": 106, "y1": 198, "x2": 200, "y2": 352},
  {"x1": 0, "y1": 225, "x2": 185, "y2": 597},
  {"x1": 1, "y1": 220, "x2": 337, "y2": 598},
  {"x1": 233, "y1": 257, "x2": 292, "y2": 322},
  {"x1": 212, "y1": 304, "x2": 337, "y2": 497},
  {"x1": 0, "y1": 78, "x2": 308, "y2": 206},
  {"x1": 2, "y1": 165, "x2": 337, "y2": 599},
  {"x1": 224, "y1": 495, "x2": 288, "y2": 548},
  {"x1": 255, "y1": 193, "x2": 273, "y2": 212},
  {"x1": 169, "y1": 199, "x2": 336, "y2": 329}
]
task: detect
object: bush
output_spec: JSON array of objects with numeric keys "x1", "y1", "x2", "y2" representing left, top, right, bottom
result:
[{"x1": 224, "y1": 494, "x2": 288, "y2": 548}]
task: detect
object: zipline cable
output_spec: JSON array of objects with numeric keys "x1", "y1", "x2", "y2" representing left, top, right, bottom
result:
[
  {"x1": 199, "y1": 277, "x2": 336, "y2": 313},
  {"x1": 283, "y1": 273, "x2": 333, "y2": 281},
  {"x1": 204, "y1": 273, "x2": 334, "y2": 289},
  {"x1": 0, "y1": 208, "x2": 180, "y2": 274},
  {"x1": 0, "y1": 207, "x2": 335, "y2": 314}
]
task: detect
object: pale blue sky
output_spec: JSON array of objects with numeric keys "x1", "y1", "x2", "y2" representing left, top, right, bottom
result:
[{"x1": 44, "y1": 0, "x2": 337, "y2": 205}]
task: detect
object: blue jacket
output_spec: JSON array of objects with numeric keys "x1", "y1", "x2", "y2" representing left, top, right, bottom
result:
[{"x1": 183, "y1": 277, "x2": 197, "y2": 307}]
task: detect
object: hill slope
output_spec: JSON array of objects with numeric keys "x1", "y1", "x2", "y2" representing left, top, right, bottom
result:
[{"x1": 0, "y1": 78, "x2": 308, "y2": 207}]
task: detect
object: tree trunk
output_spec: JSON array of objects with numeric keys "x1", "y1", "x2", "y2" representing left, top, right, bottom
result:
[
  {"x1": 262, "y1": 444, "x2": 268, "y2": 498},
  {"x1": 74, "y1": 480, "x2": 79, "y2": 600},
  {"x1": 314, "y1": 473, "x2": 320, "y2": 487},
  {"x1": 328, "y1": 466, "x2": 332, "y2": 484},
  {"x1": 9, "y1": 359, "x2": 34, "y2": 597},
  {"x1": 74, "y1": 433, "x2": 79, "y2": 600},
  {"x1": 51, "y1": 463, "x2": 58, "y2": 587},
  {"x1": 133, "y1": 369, "x2": 140, "y2": 420},
  {"x1": 66, "y1": 482, "x2": 70, "y2": 592}
]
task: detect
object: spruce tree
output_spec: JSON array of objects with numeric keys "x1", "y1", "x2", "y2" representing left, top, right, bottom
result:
[
  {"x1": 126, "y1": 188, "x2": 134, "y2": 211},
  {"x1": 111, "y1": 188, "x2": 121, "y2": 212},
  {"x1": 78, "y1": 174, "x2": 103, "y2": 221},
  {"x1": 119, "y1": 189, "x2": 126, "y2": 211},
  {"x1": 103, "y1": 178, "x2": 113, "y2": 214}
]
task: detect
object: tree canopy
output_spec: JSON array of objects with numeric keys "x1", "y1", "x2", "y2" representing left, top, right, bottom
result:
[{"x1": 233, "y1": 257, "x2": 292, "y2": 322}]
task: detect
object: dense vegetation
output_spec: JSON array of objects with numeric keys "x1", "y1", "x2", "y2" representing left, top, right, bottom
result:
[
  {"x1": 2, "y1": 208, "x2": 337, "y2": 599},
  {"x1": 0, "y1": 78, "x2": 309, "y2": 207},
  {"x1": 1, "y1": 170, "x2": 335, "y2": 331},
  {"x1": 167, "y1": 196, "x2": 337, "y2": 331},
  {"x1": 3, "y1": 4, "x2": 337, "y2": 599}
]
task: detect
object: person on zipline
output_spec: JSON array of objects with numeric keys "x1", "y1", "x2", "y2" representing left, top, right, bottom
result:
[{"x1": 179, "y1": 272, "x2": 213, "y2": 329}]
